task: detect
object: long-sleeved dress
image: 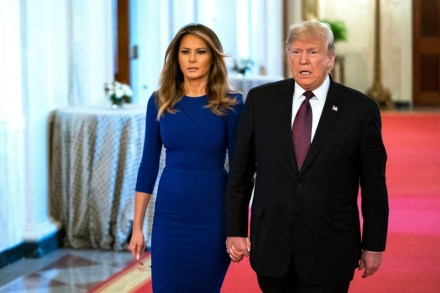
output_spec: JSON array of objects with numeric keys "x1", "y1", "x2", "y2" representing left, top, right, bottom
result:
[{"x1": 135, "y1": 93, "x2": 242, "y2": 292}]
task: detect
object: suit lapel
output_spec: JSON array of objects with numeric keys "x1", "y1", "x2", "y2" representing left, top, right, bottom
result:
[
  {"x1": 274, "y1": 79, "x2": 297, "y2": 174},
  {"x1": 301, "y1": 81, "x2": 343, "y2": 172}
]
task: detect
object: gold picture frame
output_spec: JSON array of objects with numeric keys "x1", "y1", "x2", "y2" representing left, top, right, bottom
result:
[{"x1": 302, "y1": 0, "x2": 319, "y2": 20}]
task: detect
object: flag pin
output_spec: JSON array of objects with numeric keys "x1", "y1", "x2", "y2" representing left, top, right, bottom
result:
[{"x1": 332, "y1": 105, "x2": 338, "y2": 112}]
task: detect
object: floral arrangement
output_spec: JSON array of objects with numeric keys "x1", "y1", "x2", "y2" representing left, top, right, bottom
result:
[
  {"x1": 319, "y1": 19, "x2": 347, "y2": 42},
  {"x1": 232, "y1": 58, "x2": 254, "y2": 76},
  {"x1": 104, "y1": 81, "x2": 133, "y2": 107}
]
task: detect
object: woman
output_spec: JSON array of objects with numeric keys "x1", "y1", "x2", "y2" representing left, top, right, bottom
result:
[{"x1": 128, "y1": 23, "x2": 243, "y2": 292}]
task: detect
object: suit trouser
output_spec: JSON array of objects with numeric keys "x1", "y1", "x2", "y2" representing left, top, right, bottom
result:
[{"x1": 256, "y1": 253, "x2": 350, "y2": 293}]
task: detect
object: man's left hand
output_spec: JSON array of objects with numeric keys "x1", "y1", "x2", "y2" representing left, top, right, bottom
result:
[{"x1": 358, "y1": 250, "x2": 382, "y2": 278}]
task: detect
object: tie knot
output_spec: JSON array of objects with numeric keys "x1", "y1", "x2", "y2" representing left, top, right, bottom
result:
[{"x1": 303, "y1": 91, "x2": 314, "y2": 100}]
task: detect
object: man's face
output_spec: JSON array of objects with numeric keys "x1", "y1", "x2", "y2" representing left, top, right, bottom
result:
[{"x1": 287, "y1": 33, "x2": 335, "y2": 91}]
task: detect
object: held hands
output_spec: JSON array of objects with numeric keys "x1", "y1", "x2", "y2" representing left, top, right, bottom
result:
[
  {"x1": 226, "y1": 237, "x2": 251, "y2": 263},
  {"x1": 358, "y1": 250, "x2": 383, "y2": 278},
  {"x1": 128, "y1": 230, "x2": 146, "y2": 265}
]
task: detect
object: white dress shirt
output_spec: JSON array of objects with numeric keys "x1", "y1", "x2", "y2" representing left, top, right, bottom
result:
[{"x1": 291, "y1": 75, "x2": 330, "y2": 142}]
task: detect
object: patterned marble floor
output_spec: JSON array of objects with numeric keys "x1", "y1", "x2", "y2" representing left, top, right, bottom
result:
[{"x1": 0, "y1": 249, "x2": 133, "y2": 293}]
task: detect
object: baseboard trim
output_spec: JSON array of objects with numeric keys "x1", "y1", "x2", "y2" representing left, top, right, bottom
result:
[
  {"x1": 0, "y1": 230, "x2": 64, "y2": 269},
  {"x1": 393, "y1": 101, "x2": 411, "y2": 110},
  {"x1": 0, "y1": 244, "x2": 23, "y2": 269}
]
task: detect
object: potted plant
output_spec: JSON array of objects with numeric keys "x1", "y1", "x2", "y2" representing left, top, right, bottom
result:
[
  {"x1": 104, "y1": 81, "x2": 133, "y2": 109},
  {"x1": 232, "y1": 58, "x2": 254, "y2": 77},
  {"x1": 320, "y1": 19, "x2": 347, "y2": 42}
]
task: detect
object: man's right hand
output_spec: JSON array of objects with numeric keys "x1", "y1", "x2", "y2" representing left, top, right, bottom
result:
[{"x1": 226, "y1": 237, "x2": 251, "y2": 263}]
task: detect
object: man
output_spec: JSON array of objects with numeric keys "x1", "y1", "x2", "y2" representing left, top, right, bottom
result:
[{"x1": 225, "y1": 21, "x2": 389, "y2": 293}]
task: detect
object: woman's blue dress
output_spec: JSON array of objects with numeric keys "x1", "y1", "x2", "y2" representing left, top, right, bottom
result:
[{"x1": 135, "y1": 93, "x2": 242, "y2": 292}]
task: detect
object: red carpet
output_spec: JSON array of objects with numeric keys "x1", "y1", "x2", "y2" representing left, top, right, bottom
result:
[
  {"x1": 91, "y1": 112, "x2": 440, "y2": 293},
  {"x1": 349, "y1": 112, "x2": 440, "y2": 293}
]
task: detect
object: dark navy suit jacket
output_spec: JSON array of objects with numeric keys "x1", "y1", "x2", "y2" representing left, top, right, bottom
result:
[{"x1": 226, "y1": 77, "x2": 389, "y2": 285}]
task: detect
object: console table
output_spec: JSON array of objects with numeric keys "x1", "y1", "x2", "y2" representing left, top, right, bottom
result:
[{"x1": 50, "y1": 104, "x2": 159, "y2": 250}]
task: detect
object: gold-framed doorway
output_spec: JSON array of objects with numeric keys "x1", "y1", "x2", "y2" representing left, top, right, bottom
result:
[{"x1": 302, "y1": 0, "x2": 319, "y2": 20}]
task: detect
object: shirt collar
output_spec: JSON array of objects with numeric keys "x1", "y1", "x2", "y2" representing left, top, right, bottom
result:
[{"x1": 293, "y1": 75, "x2": 330, "y2": 104}]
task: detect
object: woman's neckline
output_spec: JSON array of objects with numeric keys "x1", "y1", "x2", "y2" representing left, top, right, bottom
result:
[{"x1": 184, "y1": 94, "x2": 206, "y2": 99}]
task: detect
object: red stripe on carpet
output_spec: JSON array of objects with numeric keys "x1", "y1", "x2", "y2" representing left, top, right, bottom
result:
[{"x1": 87, "y1": 254, "x2": 150, "y2": 293}]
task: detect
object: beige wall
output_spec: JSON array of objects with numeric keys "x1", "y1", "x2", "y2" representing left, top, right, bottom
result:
[
  {"x1": 287, "y1": 0, "x2": 412, "y2": 104},
  {"x1": 320, "y1": 0, "x2": 412, "y2": 104}
]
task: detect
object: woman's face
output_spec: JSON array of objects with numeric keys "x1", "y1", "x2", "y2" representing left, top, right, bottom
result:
[{"x1": 178, "y1": 34, "x2": 213, "y2": 83}]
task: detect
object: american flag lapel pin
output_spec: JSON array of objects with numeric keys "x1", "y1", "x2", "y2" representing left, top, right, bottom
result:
[{"x1": 332, "y1": 105, "x2": 338, "y2": 112}]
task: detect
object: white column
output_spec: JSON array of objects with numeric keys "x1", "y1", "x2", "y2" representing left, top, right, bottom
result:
[
  {"x1": 21, "y1": 0, "x2": 62, "y2": 242},
  {"x1": 0, "y1": 0, "x2": 27, "y2": 252}
]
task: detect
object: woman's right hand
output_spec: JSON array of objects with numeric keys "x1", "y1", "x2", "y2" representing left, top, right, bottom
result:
[{"x1": 128, "y1": 230, "x2": 146, "y2": 264}]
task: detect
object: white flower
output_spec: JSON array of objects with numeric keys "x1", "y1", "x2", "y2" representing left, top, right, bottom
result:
[
  {"x1": 104, "y1": 81, "x2": 132, "y2": 102},
  {"x1": 121, "y1": 84, "x2": 133, "y2": 97},
  {"x1": 232, "y1": 58, "x2": 254, "y2": 74},
  {"x1": 115, "y1": 87, "x2": 124, "y2": 99}
]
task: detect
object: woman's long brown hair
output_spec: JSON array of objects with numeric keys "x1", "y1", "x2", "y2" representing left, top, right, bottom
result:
[{"x1": 156, "y1": 23, "x2": 238, "y2": 118}]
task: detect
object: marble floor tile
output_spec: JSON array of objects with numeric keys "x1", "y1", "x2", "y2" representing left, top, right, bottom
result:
[{"x1": 0, "y1": 249, "x2": 131, "y2": 293}]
